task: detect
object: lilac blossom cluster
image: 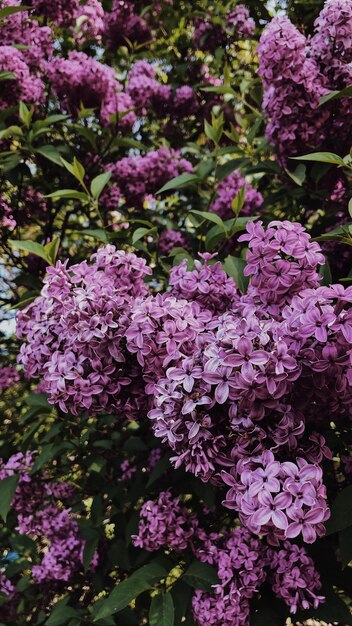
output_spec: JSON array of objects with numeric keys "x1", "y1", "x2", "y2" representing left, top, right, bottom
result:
[
  {"x1": 258, "y1": 0, "x2": 352, "y2": 162},
  {"x1": 106, "y1": 147, "x2": 193, "y2": 208},
  {"x1": 46, "y1": 52, "x2": 135, "y2": 128},
  {"x1": 17, "y1": 247, "x2": 151, "y2": 417},
  {"x1": 158, "y1": 229, "x2": 189, "y2": 255},
  {"x1": 194, "y1": 4, "x2": 255, "y2": 52},
  {"x1": 133, "y1": 491, "x2": 325, "y2": 624},
  {"x1": 104, "y1": 0, "x2": 151, "y2": 49},
  {"x1": 222, "y1": 452, "x2": 329, "y2": 544},
  {"x1": 133, "y1": 491, "x2": 197, "y2": 551},
  {"x1": 0, "y1": 46, "x2": 45, "y2": 110},
  {"x1": 0, "y1": 452, "x2": 94, "y2": 583},
  {"x1": 27, "y1": 0, "x2": 80, "y2": 26},
  {"x1": 126, "y1": 61, "x2": 198, "y2": 118},
  {"x1": 210, "y1": 171, "x2": 264, "y2": 220},
  {"x1": 74, "y1": 0, "x2": 105, "y2": 45},
  {"x1": 0, "y1": 196, "x2": 16, "y2": 232},
  {"x1": 239, "y1": 220, "x2": 325, "y2": 313},
  {"x1": 169, "y1": 253, "x2": 240, "y2": 313},
  {"x1": 19, "y1": 220, "x2": 352, "y2": 553},
  {"x1": 0, "y1": 0, "x2": 53, "y2": 70},
  {"x1": 0, "y1": 367, "x2": 19, "y2": 390}
]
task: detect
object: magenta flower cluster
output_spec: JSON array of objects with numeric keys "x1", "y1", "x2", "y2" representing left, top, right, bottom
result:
[
  {"x1": 46, "y1": 52, "x2": 136, "y2": 129},
  {"x1": 17, "y1": 247, "x2": 151, "y2": 417},
  {"x1": 210, "y1": 171, "x2": 264, "y2": 220},
  {"x1": 258, "y1": 0, "x2": 352, "y2": 162},
  {"x1": 18, "y1": 218, "x2": 352, "y2": 619},
  {"x1": 0, "y1": 367, "x2": 19, "y2": 390},
  {"x1": 194, "y1": 4, "x2": 255, "y2": 53},
  {"x1": 126, "y1": 61, "x2": 198, "y2": 118},
  {"x1": 0, "y1": 452, "x2": 95, "y2": 584},
  {"x1": 106, "y1": 147, "x2": 193, "y2": 208},
  {"x1": 133, "y1": 490, "x2": 324, "y2": 624}
]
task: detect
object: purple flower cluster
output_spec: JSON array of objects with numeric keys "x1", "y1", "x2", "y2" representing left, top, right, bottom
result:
[
  {"x1": 222, "y1": 452, "x2": 329, "y2": 544},
  {"x1": 126, "y1": 61, "x2": 198, "y2": 118},
  {"x1": 133, "y1": 492, "x2": 325, "y2": 623},
  {"x1": 194, "y1": 4, "x2": 255, "y2": 52},
  {"x1": 125, "y1": 293, "x2": 211, "y2": 396},
  {"x1": 192, "y1": 527, "x2": 266, "y2": 626},
  {"x1": 19, "y1": 219, "x2": 352, "y2": 554},
  {"x1": 106, "y1": 147, "x2": 193, "y2": 208},
  {"x1": 169, "y1": 253, "x2": 240, "y2": 313},
  {"x1": 0, "y1": 367, "x2": 20, "y2": 390},
  {"x1": 0, "y1": 453, "x2": 94, "y2": 583},
  {"x1": 126, "y1": 61, "x2": 171, "y2": 114},
  {"x1": 46, "y1": 52, "x2": 135, "y2": 128},
  {"x1": 104, "y1": 0, "x2": 151, "y2": 49},
  {"x1": 210, "y1": 171, "x2": 263, "y2": 220},
  {"x1": 239, "y1": 220, "x2": 324, "y2": 313},
  {"x1": 227, "y1": 5, "x2": 255, "y2": 38},
  {"x1": 133, "y1": 491, "x2": 197, "y2": 551},
  {"x1": 258, "y1": 0, "x2": 352, "y2": 162},
  {"x1": 17, "y1": 247, "x2": 151, "y2": 416},
  {"x1": 266, "y1": 541, "x2": 325, "y2": 614},
  {"x1": 0, "y1": 46, "x2": 45, "y2": 110},
  {"x1": 258, "y1": 16, "x2": 328, "y2": 162},
  {"x1": 0, "y1": 196, "x2": 16, "y2": 231},
  {"x1": 0, "y1": 0, "x2": 53, "y2": 70},
  {"x1": 74, "y1": 0, "x2": 105, "y2": 45},
  {"x1": 27, "y1": 0, "x2": 80, "y2": 26},
  {"x1": 158, "y1": 229, "x2": 189, "y2": 255}
]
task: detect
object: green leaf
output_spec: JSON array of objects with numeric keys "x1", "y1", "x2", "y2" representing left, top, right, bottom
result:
[
  {"x1": 251, "y1": 608, "x2": 283, "y2": 626},
  {"x1": 146, "y1": 454, "x2": 170, "y2": 488},
  {"x1": 75, "y1": 228, "x2": 109, "y2": 243},
  {"x1": 45, "y1": 189, "x2": 88, "y2": 202},
  {"x1": 44, "y1": 238, "x2": 60, "y2": 266},
  {"x1": 9, "y1": 240, "x2": 50, "y2": 264},
  {"x1": 92, "y1": 563, "x2": 168, "y2": 621},
  {"x1": 82, "y1": 532, "x2": 99, "y2": 572},
  {"x1": 201, "y1": 85, "x2": 236, "y2": 96},
  {"x1": 19, "y1": 101, "x2": 33, "y2": 127},
  {"x1": 132, "y1": 227, "x2": 152, "y2": 244},
  {"x1": 205, "y1": 224, "x2": 228, "y2": 251},
  {"x1": 46, "y1": 601, "x2": 79, "y2": 626},
  {"x1": 149, "y1": 592, "x2": 174, "y2": 626},
  {"x1": 339, "y1": 526, "x2": 352, "y2": 568},
  {"x1": 0, "y1": 71, "x2": 15, "y2": 81},
  {"x1": 35, "y1": 146, "x2": 65, "y2": 166},
  {"x1": 191, "y1": 210, "x2": 227, "y2": 233},
  {"x1": 91, "y1": 172, "x2": 112, "y2": 200},
  {"x1": 157, "y1": 174, "x2": 201, "y2": 194},
  {"x1": 319, "y1": 261, "x2": 332, "y2": 286},
  {"x1": 0, "y1": 5, "x2": 29, "y2": 19},
  {"x1": 25, "y1": 393, "x2": 50, "y2": 409},
  {"x1": 285, "y1": 163, "x2": 306, "y2": 186},
  {"x1": 60, "y1": 157, "x2": 86, "y2": 185},
  {"x1": 33, "y1": 115, "x2": 69, "y2": 130},
  {"x1": 0, "y1": 125, "x2": 23, "y2": 140},
  {"x1": 204, "y1": 119, "x2": 223, "y2": 144},
  {"x1": 319, "y1": 85, "x2": 352, "y2": 106},
  {"x1": 0, "y1": 475, "x2": 19, "y2": 522},
  {"x1": 349, "y1": 198, "x2": 352, "y2": 219},
  {"x1": 183, "y1": 561, "x2": 219, "y2": 592},
  {"x1": 290, "y1": 152, "x2": 345, "y2": 166},
  {"x1": 308, "y1": 589, "x2": 352, "y2": 625},
  {"x1": 73, "y1": 157, "x2": 85, "y2": 182},
  {"x1": 231, "y1": 186, "x2": 246, "y2": 216},
  {"x1": 325, "y1": 486, "x2": 352, "y2": 535},
  {"x1": 223, "y1": 256, "x2": 248, "y2": 293},
  {"x1": 217, "y1": 158, "x2": 245, "y2": 181}
]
